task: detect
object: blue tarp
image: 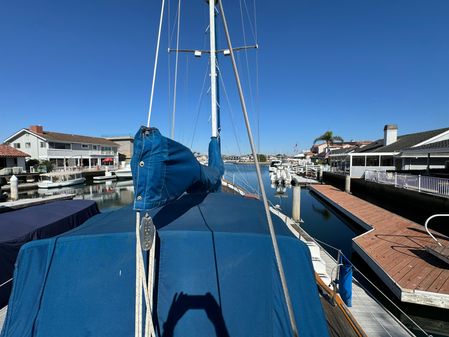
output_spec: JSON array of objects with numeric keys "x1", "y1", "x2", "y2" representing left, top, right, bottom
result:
[
  {"x1": 0, "y1": 200, "x2": 99, "y2": 308},
  {"x1": 1, "y1": 192, "x2": 329, "y2": 337},
  {"x1": 131, "y1": 127, "x2": 224, "y2": 211}
]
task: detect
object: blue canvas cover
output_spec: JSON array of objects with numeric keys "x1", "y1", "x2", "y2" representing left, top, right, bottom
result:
[
  {"x1": 131, "y1": 127, "x2": 224, "y2": 211},
  {"x1": 1, "y1": 193, "x2": 329, "y2": 337},
  {"x1": 0, "y1": 200, "x2": 99, "y2": 307}
]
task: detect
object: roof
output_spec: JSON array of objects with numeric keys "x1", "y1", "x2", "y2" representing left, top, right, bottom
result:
[
  {"x1": 329, "y1": 147, "x2": 357, "y2": 156},
  {"x1": 33, "y1": 130, "x2": 119, "y2": 146},
  {"x1": 355, "y1": 127, "x2": 449, "y2": 154},
  {"x1": 400, "y1": 139, "x2": 449, "y2": 156},
  {"x1": 0, "y1": 145, "x2": 29, "y2": 158},
  {"x1": 405, "y1": 139, "x2": 449, "y2": 151}
]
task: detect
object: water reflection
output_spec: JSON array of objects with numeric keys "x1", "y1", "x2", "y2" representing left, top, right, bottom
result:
[
  {"x1": 311, "y1": 205, "x2": 331, "y2": 220},
  {"x1": 19, "y1": 180, "x2": 134, "y2": 211}
]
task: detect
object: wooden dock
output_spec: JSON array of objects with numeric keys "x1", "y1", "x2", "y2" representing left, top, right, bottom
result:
[{"x1": 310, "y1": 184, "x2": 449, "y2": 309}]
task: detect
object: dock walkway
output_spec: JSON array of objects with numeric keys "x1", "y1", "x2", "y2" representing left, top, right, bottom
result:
[{"x1": 310, "y1": 184, "x2": 449, "y2": 309}]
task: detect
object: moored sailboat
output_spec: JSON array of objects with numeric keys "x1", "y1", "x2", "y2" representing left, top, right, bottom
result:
[{"x1": 1, "y1": 1, "x2": 379, "y2": 337}]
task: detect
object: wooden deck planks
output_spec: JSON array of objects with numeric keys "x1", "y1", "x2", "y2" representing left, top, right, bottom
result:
[{"x1": 311, "y1": 184, "x2": 449, "y2": 309}]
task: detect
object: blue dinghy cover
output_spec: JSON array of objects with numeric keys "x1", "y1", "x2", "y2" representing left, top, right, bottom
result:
[
  {"x1": 1, "y1": 193, "x2": 329, "y2": 337},
  {"x1": 132, "y1": 127, "x2": 224, "y2": 210}
]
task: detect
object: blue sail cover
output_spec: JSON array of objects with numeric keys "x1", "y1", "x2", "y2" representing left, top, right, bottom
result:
[
  {"x1": 1, "y1": 193, "x2": 329, "y2": 337},
  {"x1": 132, "y1": 127, "x2": 224, "y2": 210}
]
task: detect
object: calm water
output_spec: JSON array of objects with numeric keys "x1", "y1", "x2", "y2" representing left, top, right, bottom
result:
[{"x1": 17, "y1": 164, "x2": 448, "y2": 337}]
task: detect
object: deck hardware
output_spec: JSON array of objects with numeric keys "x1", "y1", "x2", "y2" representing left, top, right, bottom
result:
[{"x1": 140, "y1": 213, "x2": 155, "y2": 251}]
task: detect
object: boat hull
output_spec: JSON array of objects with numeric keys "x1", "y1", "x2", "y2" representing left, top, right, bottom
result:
[
  {"x1": 114, "y1": 170, "x2": 132, "y2": 179},
  {"x1": 37, "y1": 177, "x2": 86, "y2": 189}
]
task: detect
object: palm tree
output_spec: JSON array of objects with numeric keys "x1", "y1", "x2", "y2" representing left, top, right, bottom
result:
[
  {"x1": 313, "y1": 131, "x2": 344, "y2": 163},
  {"x1": 313, "y1": 131, "x2": 344, "y2": 148}
]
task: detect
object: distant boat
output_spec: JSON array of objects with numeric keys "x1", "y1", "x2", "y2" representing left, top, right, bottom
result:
[
  {"x1": 114, "y1": 165, "x2": 132, "y2": 179},
  {"x1": 38, "y1": 171, "x2": 86, "y2": 189},
  {"x1": 93, "y1": 170, "x2": 117, "y2": 182}
]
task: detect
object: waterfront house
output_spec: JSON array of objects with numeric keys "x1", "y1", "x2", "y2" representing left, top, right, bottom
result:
[
  {"x1": 105, "y1": 136, "x2": 134, "y2": 164},
  {"x1": 329, "y1": 125, "x2": 449, "y2": 178},
  {"x1": 0, "y1": 145, "x2": 29, "y2": 175},
  {"x1": 311, "y1": 140, "x2": 371, "y2": 155},
  {"x1": 3, "y1": 125, "x2": 119, "y2": 169}
]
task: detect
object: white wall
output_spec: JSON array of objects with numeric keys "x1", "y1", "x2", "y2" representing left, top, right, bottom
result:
[
  {"x1": 351, "y1": 165, "x2": 395, "y2": 178},
  {"x1": 5, "y1": 131, "x2": 48, "y2": 160}
]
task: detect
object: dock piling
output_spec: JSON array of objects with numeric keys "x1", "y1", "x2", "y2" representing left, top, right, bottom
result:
[
  {"x1": 10, "y1": 175, "x2": 18, "y2": 201},
  {"x1": 292, "y1": 183, "x2": 301, "y2": 222},
  {"x1": 345, "y1": 175, "x2": 351, "y2": 194}
]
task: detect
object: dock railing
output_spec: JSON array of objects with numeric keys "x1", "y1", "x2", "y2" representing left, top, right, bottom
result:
[{"x1": 365, "y1": 170, "x2": 449, "y2": 198}]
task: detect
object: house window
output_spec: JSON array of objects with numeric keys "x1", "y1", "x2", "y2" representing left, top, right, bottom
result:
[
  {"x1": 49, "y1": 142, "x2": 71, "y2": 150},
  {"x1": 40, "y1": 142, "x2": 45, "y2": 148},
  {"x1": 352, "y1": 156, "x2": 365, "y2": 166},
  {"x1": 93, "y1": 145, "x2": 98, "y2": 150},
  {"x1": 366, "y1": 156, "x2": 380, "y2": 166},
  {"x1": 101, "y1": 146, "x2": 112, "y2": 151},
  {"x1": 381, "y1": 156, "x2": 393, "y2": 166},
  {"x1": 81, "y1": 144, "x2": 89, "y2": 149},
  {"x1": 13, "y1": 143, "x2": 21, "y2": 149},
  {"x1": 25, "y1": 142, "x2": 31, "y2": 148}
]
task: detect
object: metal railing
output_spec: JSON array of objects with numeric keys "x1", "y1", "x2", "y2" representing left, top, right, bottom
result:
[
  {"x1": 365, "y1": 171, "x2": 449, "y2": 198},
  {"x1": 424, "y1": 214, "x2": 449, "y2": 247}
]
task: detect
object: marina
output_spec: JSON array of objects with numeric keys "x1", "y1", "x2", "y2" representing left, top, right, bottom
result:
[{"x1": 1, "y1": 0, "x2": 449, "y2": 336}]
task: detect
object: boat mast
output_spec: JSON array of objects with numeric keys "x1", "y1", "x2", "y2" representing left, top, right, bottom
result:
[{"x1": 209, "y1": 0, "x2": 218, "y2": 139}]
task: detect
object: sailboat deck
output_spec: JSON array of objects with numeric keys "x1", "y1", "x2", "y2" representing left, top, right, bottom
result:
[{"x1": 311, "y1": 184, "x2": 449, "y2": 309}]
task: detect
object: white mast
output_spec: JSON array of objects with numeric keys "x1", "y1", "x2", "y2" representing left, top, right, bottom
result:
[{"x1": 209, "y1": 0, "x2": 218, "y2": 138}]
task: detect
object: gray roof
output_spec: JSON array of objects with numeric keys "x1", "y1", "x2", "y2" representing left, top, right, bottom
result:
[
  {"x1": 355, "y1": 127, "x2": 449, "y2": 153},
  {"x1": 329, "y1": 147, "x2": 357, "y2": 155},
  {"x1": 400, "y1": 139, "x2": 449, "y2": 156},
  {"x1": 35, "y1": 130, "x2": 119, "y2": 147}
]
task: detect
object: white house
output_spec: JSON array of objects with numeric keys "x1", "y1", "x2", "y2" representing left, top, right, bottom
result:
[
  {"x1": 329, "y1": 125, "x2": 449, "y2": 178},
  {"x1": 3, "y1": 125, "x2": 119, "y2": 169}
]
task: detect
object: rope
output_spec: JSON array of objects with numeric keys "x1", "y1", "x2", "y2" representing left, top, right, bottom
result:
[
  {"x1": 217, "y1": 1, "x2": 299, "y2": 336},
  {"x1": 146, "y1": 0, "x2": 166, "y2": 127},
  {"x1": 170, "y1": 0, "x2": 181, "y2": 139},
  {"x1": 135, "y1": 214, "x2": 143, "y2": 337},
  {"x1": 135, "y1": 212, "x2": 157, "y2": 337}
]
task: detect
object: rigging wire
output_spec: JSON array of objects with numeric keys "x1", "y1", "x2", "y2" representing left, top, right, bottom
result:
[
  {"x1": 171, "y1": 0, "x2": 182, "y2": 139},
  {"x1": 190, "y1": 62, "x2": 211, "y2": 149},
  {"x1": 146, "y1": 0, "x2": 166, "y2": 127},
  {"x1": 239, "y1": 0, "x2": 259, "y2": 196},
  {"x1": 217, "y1": 1, "x2": 299, "y2": 336},
  {"x1": 252, "y1": 0, "x2": 261, "y2": 156},
  {"x1": 218, "y1": 68, "x2": 256, "y2": 195},
  {"x1": 167, "y1": 0, "x2": 171, "y2": 133}
]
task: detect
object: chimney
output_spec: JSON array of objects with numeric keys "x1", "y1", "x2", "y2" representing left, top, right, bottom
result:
[
  {"x1": 384, "y1": 124, "x2": 398, "y2": 146},
  {"x1": 29, "y1": 125, "x2": 44, "y2": 134}
]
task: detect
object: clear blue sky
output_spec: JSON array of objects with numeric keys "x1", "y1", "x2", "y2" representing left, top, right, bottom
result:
[{"x1": 1, "y1": 0, "x2": 448, "y2": 155}]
